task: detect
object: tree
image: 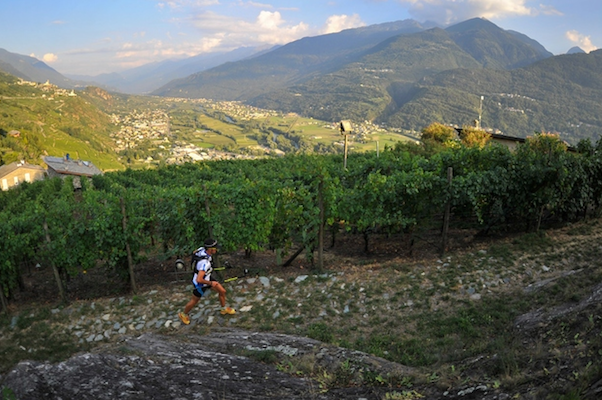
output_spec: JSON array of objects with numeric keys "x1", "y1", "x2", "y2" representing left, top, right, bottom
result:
[
  {"x1": 420, "y1": 122, "x2": 458, "y2": 154},
  {"x1": 460, "y1": 126, "x2": 491, "y2": 148},
  {"x1": 420, "y1": 123, "x2": 457, "y2": 143},
  {"x1": 512, "y1": 133, "x2": 570, "y2": 231}
]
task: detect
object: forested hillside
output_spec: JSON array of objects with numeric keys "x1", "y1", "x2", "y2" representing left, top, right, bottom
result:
[
  {"x1": 386, "y1": 49, "x2": 602, "y2": 143},
  {"x1": 445, "y1": 18, "x2": 552, "y2": 68},
  {"x1": 251, "y1": 27, "x2": 484, "y2": 123}
]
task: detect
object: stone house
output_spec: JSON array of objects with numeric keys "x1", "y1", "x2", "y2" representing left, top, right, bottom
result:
[
  {"x1": 43, "y1": 155, "x2": 103, "y2": 189},
  {"x1": 0, "y1": 161, "x2": 46, "y2": 191}
]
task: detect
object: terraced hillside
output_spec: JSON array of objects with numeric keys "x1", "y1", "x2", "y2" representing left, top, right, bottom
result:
[{"x1": 0, "y1": 72, "x2": 123, "y2": 170}]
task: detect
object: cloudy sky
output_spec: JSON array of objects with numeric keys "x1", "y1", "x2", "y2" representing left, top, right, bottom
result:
[{"x1": 1, "y1": 0, "x2": 599, "y2": 76}]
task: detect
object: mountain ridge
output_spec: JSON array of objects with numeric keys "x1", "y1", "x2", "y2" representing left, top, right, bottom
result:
[
  {"x1": 151, "y1": 19, "x2": 435, "y2": 100},
  {"x1": 149, "y1": 17, "x2": 600, "y2": 144},
  {"x1": 445, "y1": 18, "x2": 553, "y2": 68},
  {"x1": 0, "y1": 48, "x2": 77, "y2": 88},
  {"x1": 66, "y1": 45, "x2": 273, "y2": 94},
  {"x1": 384, "y1": 49, "x2": 602, "y2": 141},
  {"x1": 243, "y1": 18, "x2": 559, "y2": 134}
]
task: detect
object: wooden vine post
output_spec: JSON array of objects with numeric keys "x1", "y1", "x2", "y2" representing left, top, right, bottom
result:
[
  {"x1": 203, "y1": 185, "x2": 219, "y2": 268},
  {"x1": 317, "y1": 178, "x2": 325, "y2": 270},
  {"x1": 441, "y1": 167, "x2": 453, "y2": 256},
  {"x1": 0, "y1": 284, "x2": 9, "y2": 315},
  {"x1": 43, "y1": 220, "x2": 67, "y2": 303},
  {"x1": 203, "y1": 184, "x2": 214, "y2": 239},
  {"x1": 121, "y1": 197, "x2": 138, "y2": 294}
]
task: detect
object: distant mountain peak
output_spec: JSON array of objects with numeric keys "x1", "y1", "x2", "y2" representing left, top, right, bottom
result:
[
  {"x1": 444, "y1": 18, "x2": 551, "y2": 69},
  {"x1": 567, "y1": 46, "x2": 585, "y2": 54},
  {"x1": 445, "y1": 17, "x2": 498, "y2": 32},
  {"x1": 0, "y1": 47, "x2": 74, "y2": 88}
]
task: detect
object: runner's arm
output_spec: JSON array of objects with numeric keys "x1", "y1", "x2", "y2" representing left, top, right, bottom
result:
[{"x1": 196, "y1": 270, "x2": 216, "y2": 287}]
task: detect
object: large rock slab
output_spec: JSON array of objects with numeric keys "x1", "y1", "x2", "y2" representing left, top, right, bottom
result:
[{"x1": 1, "y1": 330, "x2": 413, "y2": 400}]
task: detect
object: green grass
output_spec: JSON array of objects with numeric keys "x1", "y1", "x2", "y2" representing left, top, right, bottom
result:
[
  {"x1": 307, "y1": 322, "x2": 334, "y2": 343},
  {"x1": 512, "y1": 231, "x2": 554, "y2": 252},
  {"x1": 2, "y1": 387, "x2": 17, "y2": 400},
  {"x1": 40, "y1": 130, "x2": 124, "y2": 171},
  {"x1": 242, "y1": 349, "x2": 279, "y2": 364},
  {"x1": 0, "y1": 308, "x2": 85, "y2": 374}
]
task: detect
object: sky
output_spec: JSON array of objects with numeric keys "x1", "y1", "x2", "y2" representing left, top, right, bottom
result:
[{"x1": 1, "y1": 0, "x2": 600, "y2": 76}]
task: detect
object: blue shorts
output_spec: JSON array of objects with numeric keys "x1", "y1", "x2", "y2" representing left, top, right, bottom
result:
[
  {"x1": 192, "y1": 287, "x2": 208, "y2": 298},
  {"x1": 192, "y1": 276, "x2": 216, "y2": 297}
]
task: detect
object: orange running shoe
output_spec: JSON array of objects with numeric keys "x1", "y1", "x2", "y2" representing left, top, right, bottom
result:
[
  {"x1": 178, "y1": 312, "x2": 191, "y2": 325},
  {"x1": 220, "y1": 307, "x2": 236, "y2": 315}
]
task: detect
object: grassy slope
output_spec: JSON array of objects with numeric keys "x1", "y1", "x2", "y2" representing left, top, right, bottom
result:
[
  {"x1": 172, "y1": 107, "x2": 414, "y2": 153},
  {"x1": 0, "y1": 73, "x2": 124, "y2": 170}
]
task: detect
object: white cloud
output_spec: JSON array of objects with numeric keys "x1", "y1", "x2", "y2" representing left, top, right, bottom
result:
[
  {"x1": 538, "y1": 4, "x2": 563, "y2": 17},
  {"x1": 159, "y1": 0, "x2": 219, "y2": 9},
  {"x1": 155, "y1": 1, "x2": 309, "y2": 58},
  {"x1": 256, "y1": 10, "x2": 282, "y2": 30},
  {"x1": 107, "y1": 35, "x2": 225, "y2": 70},
  {"x1": 238, "y1": 1, "x2": 273, "y2": 8},
  {"x1": 42, "y1": 53, "x2": 58, "y2": 63},
  {"x1": 188, "y1": 10, "x2": 309, "y2": 48},
  {"x1": 255, "y1": 11, "x2": 309, "y2": 44},
  {"x1": 566, "y1": 30, "x2": 598, "y2": 53},
  {"x1": 322, "y1": 14, "x2": 365, "y2": 34},
  {"x1": 398, "y1": 0, "x2": 558, "y2": 25},
  {"x1": 53, "y1": 1, "x2": 358, "y2": 74},
  {"x1": 28, "y1": 52, "x2": 57, "y2": 64}
]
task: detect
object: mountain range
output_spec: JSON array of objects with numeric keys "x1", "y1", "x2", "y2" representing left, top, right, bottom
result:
[
  {"x1": 0, "y1": 45, "x2": 272, "y2": 94},
  {"x1": 152, "y1": 18, "x2": 553, "y2": 103},
  {"x1": 66, "y1": 45, "x2": 274, "y2": 94},
  {"x1": 151, "y1": 18, "x2": 601, "y2": 144},
  {"x1": 1, "y1": 17, "x2": 600, "y2": 145}
]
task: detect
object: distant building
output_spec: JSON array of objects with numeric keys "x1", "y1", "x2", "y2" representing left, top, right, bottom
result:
[
  {"x1": 487, "y1": 132, "x2": 526, "y2": 152},
  {"x1": 455, "y1": 127, "x2": 526, "y2": 151},
  {"x1": 0, "y1": 161, "x2": 46, "y2": 191},
  {"x1": 455, "y1": 128, "x2": 575, "y2": 152},
  {"x1": 43, "y1": 155, "x2": 103, "y2": 189}
]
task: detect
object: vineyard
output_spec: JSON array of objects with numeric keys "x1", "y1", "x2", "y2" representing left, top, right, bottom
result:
[{"x1": 2, "y1": 132, "x2": 602, "y2": 312}]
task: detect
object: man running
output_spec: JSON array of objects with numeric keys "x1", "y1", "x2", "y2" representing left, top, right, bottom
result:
[{"x1": 178, "y1": 238, "x2": 236, "y2": 325}]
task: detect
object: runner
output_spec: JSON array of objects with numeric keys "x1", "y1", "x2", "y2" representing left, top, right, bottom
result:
[{"x1": 178, "y1": 238, "x2": 236, "y2": 325}]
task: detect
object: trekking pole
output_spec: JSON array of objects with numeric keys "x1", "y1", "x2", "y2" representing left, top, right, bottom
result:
[
  {"x1": 213, "y1": 266, "x2": 226, "y2": 281},
  {"x1": 223, "y1": 268, "x2": 249, "y2": 283}
]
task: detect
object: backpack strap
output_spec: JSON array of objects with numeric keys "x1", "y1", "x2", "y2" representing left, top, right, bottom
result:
[
  {"x1": 191, "y1": 252, "x2": 210, "y2": 269},
  {"x1": 191, "y1": 251, "x2": 210, "y2": 279}
]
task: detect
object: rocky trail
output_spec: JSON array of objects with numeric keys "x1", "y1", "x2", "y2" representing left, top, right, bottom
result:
[{"x1": 2, "y1": 225, "x2": 602, "y2": 399}]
